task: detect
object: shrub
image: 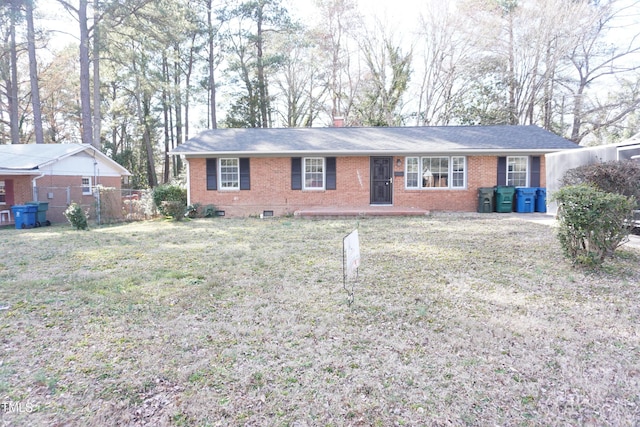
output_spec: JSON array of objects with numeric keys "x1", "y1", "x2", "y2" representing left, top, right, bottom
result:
[
  {"x1": 186, "y1": 203, "x2": 202, "y2": 218},
  {"x1": 561, "y1": 160, "x2": 640, "y2": 208},
  {"x1": 152, "y1": 185, "x2": 187, "y2": 217},
  {"x1": 160, "y1": 201, "x2": 187, "y2": 221},
  {"x1": 140, "y1": 189, "x2": 157, "y2": 218},
  {"x1": 202, "y1": 204, "x2": 217, "y2": 218},
  {"x1": 553, "y1": 184, "x2": 635, "y2": 267},
  {"x1": 185, "y1": 203, "x2": 218, "y2": 219},
  {"x1": 64, "y1": 202, "x2": 89, "y2": 230}
]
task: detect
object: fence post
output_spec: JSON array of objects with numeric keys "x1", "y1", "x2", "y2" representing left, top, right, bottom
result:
[{"x1": 94, "y1": 186, "x2": 102, "y2": 225}]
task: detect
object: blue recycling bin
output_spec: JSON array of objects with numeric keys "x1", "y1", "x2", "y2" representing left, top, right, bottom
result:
[
  {"x1": 11, "y1": 205, "x2": 38, "y2": 229},
  {"x1": 535, "y1": 188, "x2": 547, "y2": 213},
  {"x1": 515, "y1": 188, "x2": 536, "y2": 213}
]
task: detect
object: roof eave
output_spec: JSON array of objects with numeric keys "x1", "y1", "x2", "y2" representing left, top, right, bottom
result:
[
  {"x1": 0, "y1": 168, "x2": 41, "y2": 176},
  {"x1": 171, "y1": 148, "x2": 577, "y2": 157}
]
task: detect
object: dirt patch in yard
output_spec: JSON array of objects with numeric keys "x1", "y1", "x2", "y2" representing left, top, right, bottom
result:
[{"x1": 0, "y1": 213, "x2": 638, "y2": 426}]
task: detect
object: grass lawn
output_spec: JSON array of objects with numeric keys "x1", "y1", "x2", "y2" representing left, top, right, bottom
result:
[{"x1": 0, "y1": 213, "x2": 639, "y2": 426}]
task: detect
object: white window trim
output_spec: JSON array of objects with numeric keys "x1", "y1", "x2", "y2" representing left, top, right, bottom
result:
[
  {"x1": 82, "y1": 177, "x2": 92, "y2": 195},
  {"x1": 450, "y1": 156, "x2": 467, "y2": 189},
  {"x1": 303, "y1": 157, "x2": 325, "y2": 190},
  {"x1": 405, "y1": 156, "x2": 467, "y2": 190},
  {"x1": 218, "y1": 158, "x2": 240, "y2": 191},
  {"x1": 0, "y1": 180, "x2": 5, "y2": 205},
  {"x1": 506, "y1": 156, "x2": 529, "y2": 187}
]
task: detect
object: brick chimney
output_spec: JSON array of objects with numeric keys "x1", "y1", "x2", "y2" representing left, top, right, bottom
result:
[{"x1": 333, "y1": 116, "x2": 345, "y2": 127}]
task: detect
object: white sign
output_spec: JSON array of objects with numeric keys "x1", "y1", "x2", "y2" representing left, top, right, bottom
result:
[{"x1": 344, "y1": 229, "x2": 361, "y2": 278}]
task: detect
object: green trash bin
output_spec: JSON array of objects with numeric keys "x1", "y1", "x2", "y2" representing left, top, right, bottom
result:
[
  {"x1": 495, "y1": 186, "x2": 516, "y2": 213},
  {"x1": 477, "y1": 187, "x2": 495, "y2": 213},
  {"x1": 27, "y1": 201, "x2": 50, "y2": 226}
]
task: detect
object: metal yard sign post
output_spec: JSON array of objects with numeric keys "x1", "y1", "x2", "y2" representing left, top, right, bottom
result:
[{"x1": 343, "y1": 228, "x2": 360, "y2": 306}]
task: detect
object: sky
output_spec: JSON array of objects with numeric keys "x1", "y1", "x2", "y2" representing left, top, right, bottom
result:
[{"x1": 39, "y1": 0, "x2": 426, "y2": 52}]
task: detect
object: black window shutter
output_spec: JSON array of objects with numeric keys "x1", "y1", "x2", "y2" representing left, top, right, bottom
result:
[
  {"x1": 326, "y1": 157, "x2": 336, "y2": 190},
  {"x1": 530, "y1": 156, "x2": 541, "y2": 187},
  {"x1": 239, "y1": 158, "x2": 250, "y2": 190},
  {"x1": 291, "y1": 157, "x2": 302, "y2": 190},
  {"x1": 497, "y1": 157, "x2": 506, "y2": 186},
  {"x1": 206, "y1": 158, "x2": 217, "y2": 190}
]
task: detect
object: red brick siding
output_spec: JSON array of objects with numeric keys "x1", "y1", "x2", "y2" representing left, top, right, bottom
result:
[
  {"x1": 187, "y1": 155, "x2": 547, "y2": 217},
  {"x1": 0, "y1": 175, "x2": 33, "y2": 207},
  {"x1": 35, "y1": 175, "x2": 122, "y2": 223}
]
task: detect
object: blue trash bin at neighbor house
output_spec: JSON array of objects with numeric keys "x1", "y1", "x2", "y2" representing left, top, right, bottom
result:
[
  {"x1": 535, "y1": 188, "x2": 547, "y2": 213},
  {"x1": 11, "y1": 205, "x2": 38, "y2": 229},
  {"x1": 515, "y1": 188, "x2": 536, "y2": 213}
]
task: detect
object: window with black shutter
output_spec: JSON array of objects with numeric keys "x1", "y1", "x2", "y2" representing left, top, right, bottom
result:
[
  {"x1": 530, "y1": 156, "x2": 541, "y2": 187},
  {"x1": 291, "y1": 158, "x2": 302, "y2": 190},
  {"x1": 240, "y1": 158, "x2": 250, "y2": 190},
  {"x1": 326, "y1": 157, "x2": 336, "y2": 190},
  {"x1": 497, "y1": 157, "x2": 506, "y2": 186},
  {"x1": 206, "y1": 158, "x2": 217, "y2": 190}
]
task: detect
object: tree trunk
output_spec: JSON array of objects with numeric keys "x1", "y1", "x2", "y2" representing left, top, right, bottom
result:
[
  {"x1": 507, "y1": 8, "x2": 517, "y2": 125},
  {"x1": 256, "y1": 4, "x2": 268, "y2": 128},
  {"x1": 92, "y1": 0, "x2": 101, "y2": 149},
  {"x1": 542, "y1": 39, "x2": 555, "y2": 131},
  {"x1": 173, "y1": 47, "x2": 182, "y2": 177},
  {"x1": 207, "y1": 0, "x2": 217, "y2": 129},
  {"x1": 571, "y1": 82, "x2": 585, "y2": 143},
  {"x1": 8, "y1": 0, "x2": 20, "y2": 144},
  {"x1": 79, "y1": 0, "x2": 94, "y2": 145},
  {"x1": 132, "y1": 47, "x2": 156, "y2": 187},
  {"x1": 26, "y1": 0, "x2": 44, "y2": 144},
  {"x1": 142, "y1": 94, "x2": 157, "y2": 188},
  {"x1": 162, "y1": 54, "x2": 170, "y2": 184}
]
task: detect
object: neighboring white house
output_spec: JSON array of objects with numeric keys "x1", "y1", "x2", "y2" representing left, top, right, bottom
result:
[
  {"x1": 0, "y1": 144, "x2": 130, "y2": 224},
  {"x1": 545, "y1": 135, "x2": 640, "y2": 214}
]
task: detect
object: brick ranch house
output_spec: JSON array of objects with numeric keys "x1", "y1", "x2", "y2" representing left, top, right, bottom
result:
[
  {"x1": 171, "y1": 125, "x2": 579, "y2": 217},
  {"x1": 0, "y1": 144, "x2": 130, "y2": 225}
]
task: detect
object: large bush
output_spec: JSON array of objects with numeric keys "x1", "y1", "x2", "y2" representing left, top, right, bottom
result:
[
  {"x1": 553, "y1": 184, "x2": 635, "y2": 267},
  {"x1": 152, "y1": 185, "x2": 187, "y2": 219},
  {"x1": 64, "y1": 202, "x2": 89, "y2": 230},
  {"x1": 561, "y1": 160, "x2": 640, "y2": 207}
]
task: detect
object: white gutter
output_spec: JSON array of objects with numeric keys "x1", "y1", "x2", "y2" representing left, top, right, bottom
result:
[{"x1": 32, "y1": 172, "x2": 46, "y2": 201}]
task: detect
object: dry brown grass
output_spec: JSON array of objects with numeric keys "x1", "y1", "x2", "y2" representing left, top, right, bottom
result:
[{"x1": 0, "y1": 213, "x2": 639, "y2": 426}]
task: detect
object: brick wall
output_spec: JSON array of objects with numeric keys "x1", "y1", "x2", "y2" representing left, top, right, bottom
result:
[
  {"x1": 187, "y1": 155, "x2": 547, "y2": 217},
  {"x1": 31, "y1": 175, "x2": 123, "y2": 223},
  {"x1": 0, "y1": 175, "x2": 33, "y2": 207}
]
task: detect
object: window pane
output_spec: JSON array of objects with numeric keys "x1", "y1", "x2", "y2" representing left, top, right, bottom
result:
[
  {"x1": 220, "y1": 158, "x2": 239, "y2": 188},
  {"x1": 422, "y1": 157, "x2": 448, "y2": 188},
  {"x1": 406, "y1": 157, "x2": 419, "y2": 188},
  {"x1": 0, "y1": 180, "x2": 5, "y2": 203},
  {"x1": 82, "y1": 177, "x2": 91, "y2": 194},
  {"x1": 304, "y1": 158, "x2": 324, "y2": 189},
  {"x1": 507, "y1": 157, "x2": 527, "y2": 187},
  {"x1": 451, "y1": 157, "x2": 465, "y2": 188}
]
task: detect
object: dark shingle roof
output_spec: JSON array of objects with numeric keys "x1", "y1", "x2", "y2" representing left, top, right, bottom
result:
[{"x1": 172, "y1": 125, "x2": 578, "y2": 156}]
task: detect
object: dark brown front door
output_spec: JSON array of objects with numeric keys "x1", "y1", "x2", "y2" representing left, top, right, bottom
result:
[{"x1": 370, "y1": 157, "x2": 393, "y2": 204}]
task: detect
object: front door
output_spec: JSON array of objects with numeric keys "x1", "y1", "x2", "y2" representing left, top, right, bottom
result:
[{"x1": 370, "y1": 157, "x2": 393, "y2": 204}]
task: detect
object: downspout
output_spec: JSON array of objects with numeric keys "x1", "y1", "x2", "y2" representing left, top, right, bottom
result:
[
  {"x1": 186, "y1": 158, "x2": 191, "y2": 206},
  {"x1": 32, "y1": 172, "x2": 46, "y2": 201},
  {"x1": 93, "y1": 152, "x2": 100, "y2": 225}
]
